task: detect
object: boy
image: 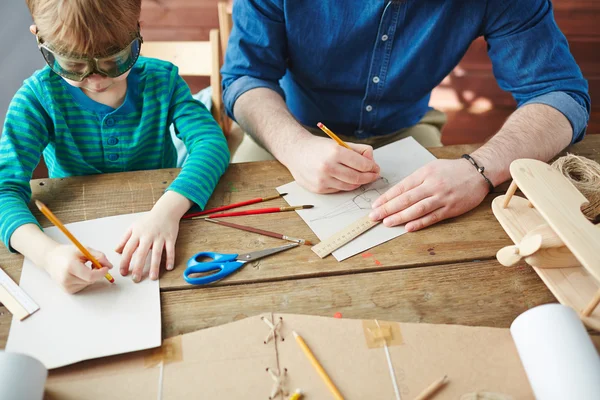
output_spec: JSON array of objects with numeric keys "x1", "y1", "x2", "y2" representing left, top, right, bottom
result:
[{"x1": 0, "y1": 0, "x2": 230, "y2": 293}]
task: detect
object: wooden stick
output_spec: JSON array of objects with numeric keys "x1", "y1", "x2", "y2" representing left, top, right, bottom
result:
[
  {"x1": 581, "y1": 289, "x2": 600, "y2": 317},
  {"x1": 35, "y1": 200, "x2": 114, "y2": 283},
  {"x1": 293, "y1": 331, "x2": 344, "y2": 400},
  {"x1": 182, "y1": 193, "x2": 287, "y2": 219},
  {"x1": 204, "y1": 219, "x2": 312, "y2": 245},
  {"x1": 503, "y1": 181, "x2": 518, "y2": 208},
  {"x1": 317, "y1": 122, "x2": 352, "y2": 150},
  {"x1": 413, "y1": 375, "x2": 449, "y2": 400}
]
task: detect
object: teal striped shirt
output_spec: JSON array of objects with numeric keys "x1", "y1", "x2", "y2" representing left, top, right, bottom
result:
[{"x1": 0, "y1": 57, "x2": 230, "y2": 251}]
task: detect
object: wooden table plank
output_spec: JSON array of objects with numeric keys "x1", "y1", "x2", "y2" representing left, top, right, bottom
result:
[
  {"x1": 0, "y1": 259, "x2": 556, "y2": 348},
  {"x1": 0, "y1": 137, "x2": 598, "y2": 290}
]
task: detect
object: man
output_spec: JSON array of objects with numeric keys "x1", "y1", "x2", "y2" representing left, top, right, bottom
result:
[{"x1": 222, "y1": 0, "x2": 589, "y2": 232}]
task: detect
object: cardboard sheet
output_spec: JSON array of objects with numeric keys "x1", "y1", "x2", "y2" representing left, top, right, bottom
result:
[
  {"x1": 277, "y1": 137, "x2": 436, "y2": 261},
  {"x1": 6, "y1": 213, "x2": 161, "y2": 369},
  {"x1": 42, "y1": 313, "x2": 543, "y2": 399}
]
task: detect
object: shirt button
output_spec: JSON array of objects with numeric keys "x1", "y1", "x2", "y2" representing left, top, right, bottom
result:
[
  {"x1": 107, "y1": 137, "x2": 118, "y2": 145},
  {"x1": 372, "y1": 76, "x2": 380, "y2": 84},
  {"x1": 365, "y1": 105, "x2": 373, "y2": 112},
  {"x1": 108, "y1": 154, "x2": 119, "y2": 161},
  {"x1": 105, "y1": 118, "x2": 115, "y2": 127},
  {"x1": 381, "y1": 34, "x2": 389, "y2": 41}
]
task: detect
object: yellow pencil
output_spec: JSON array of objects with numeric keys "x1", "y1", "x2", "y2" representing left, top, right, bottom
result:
[
  {"x1": 292, "y1": 331, "x2": 343, "y2": 400},
  {"x1": 35, "y1": 200, "x2": 115, "y2": 284},
  {"x1": 288, "y1": 389, "x2": 303, "y2": 400},
  {"x1": 317, "y1": 122, "x2": 352, "y2": 149}
]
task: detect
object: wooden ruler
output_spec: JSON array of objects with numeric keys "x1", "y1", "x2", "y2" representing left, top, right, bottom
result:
[
  {"x1": 0, "y1": 267, "x2": 40, "y2": 321},
  {"x1": 311, "y1": 215, "x2": 381, "y2": 258}
]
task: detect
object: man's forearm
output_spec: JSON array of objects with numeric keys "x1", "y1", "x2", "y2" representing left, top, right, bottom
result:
[
  {"x1": 232, "y1": 87, "x2": 312, "y2": 165},
  {"x1": 471, "y1": 103, "x2": 573, "y2": 186}
]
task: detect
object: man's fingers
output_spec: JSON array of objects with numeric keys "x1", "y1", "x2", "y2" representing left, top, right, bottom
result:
[
  {"x1": 329, "y1": 163, "x2": 380, "y2": 187},
  {"x1": 370, "y1": 185, "x2": 431, "y2": 221},
  {"x1": 337, "y1": 145, "x2": 379, "y2": 173},
  {"x1": 149, "y1": 240, "x2": 164, "y2": 280},
  {"x1": 115, "y1": 227, "x2": 133, "y2": 254},
  {"x1": 405, "y1": 207, "x2": 449, "y2": 232},
  {"x1": 371, "y1": 173, "x2": 424, "y2": 209},
  {"x1": 119, "y1": 236, "x2": 140, "y2": 276},
  {"x1": 381, "y1": 197, "x2": 441, "y2": 227}
]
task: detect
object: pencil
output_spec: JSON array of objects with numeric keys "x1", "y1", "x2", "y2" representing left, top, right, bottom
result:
[
  {"x1": 182, "y1": 193, "x2": 287, "y2": 220},
  {"x1": 204, "y1": 219, "x2": 313, "y2": 246},
  {"x1": 413, "y1": 375, "x2": 449, "y2": 400},
  {"x1": 292, "y1": 331, "x2": 343, "y2": 400},
  {"x1": 35, "y1": 200, "x2": 115, "y2": 284},
  {"x1": 317, "y1": 122, "x2": 351, "y2": 149},
  {"x1": 191, "y1": 205, "x2": 313, "y2": 220},
  {"x1": 288, "y1": 389, "x2": 303, "y2": 400}
]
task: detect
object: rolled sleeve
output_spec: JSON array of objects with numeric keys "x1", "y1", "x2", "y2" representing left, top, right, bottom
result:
[
  {"x1": 484, "y1": 0, "x2": 590, "y2": 142},
  {"x1": 223, "y1": 75, "x2": 286, "y2": 120},
  {"x1": 522, "y1": 92, "x2": 589, "y2": 143},
  {"x1": 221, "y1": 0, "x2": 287, "y2": 119}
]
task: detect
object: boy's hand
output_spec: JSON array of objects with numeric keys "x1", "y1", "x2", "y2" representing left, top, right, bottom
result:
[
  {"x1": 115, "y1": 191, "x2": 192, "y2": 282},
  {"x1": 44, "y1": 245, "x2": 113, "y2": 294}
]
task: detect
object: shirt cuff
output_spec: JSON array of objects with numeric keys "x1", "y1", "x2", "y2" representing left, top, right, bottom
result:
[
  {"x1": 223, "y1": 76, "x2": 285, "y2": 119},
  {"x1": 522, "y1": 92, "x2": 589, "y2": 143}
]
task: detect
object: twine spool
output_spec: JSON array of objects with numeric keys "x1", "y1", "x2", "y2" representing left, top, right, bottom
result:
[{"x1": 551, "y1": 154, "x2": 600, "y2": 222}]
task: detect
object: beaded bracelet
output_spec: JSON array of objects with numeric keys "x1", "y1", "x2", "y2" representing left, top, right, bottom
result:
[{"x1": 461, "y1": 154, "x2": 495, "y2": 193}]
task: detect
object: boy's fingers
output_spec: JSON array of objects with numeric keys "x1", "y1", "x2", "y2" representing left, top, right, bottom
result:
[
  {"x1": 69, "y1": 262, "x2": 108, "y2": 283},
  {"x1": 149, "y1": 240, "x2": 164, "y2": 280},
  {"x1": 119, "y1": 236, "x2": 140, "y2": 275},
  {"x1": 86, "y1": 247, "x2": 113, "y2": 269},
  {"x1": 115, "y1": 227, "x2": 133, "y2": 254},
  {"x1": 131, "y1": 240, "x2": 152, "y2": 283},
  {"x1": 165, "y1": 241, "x2": 176, "y2": 271}
]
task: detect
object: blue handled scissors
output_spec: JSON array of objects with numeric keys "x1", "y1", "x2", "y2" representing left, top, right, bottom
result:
[{"x1": 184, "y1": 242, "x2": 299, "y2": 285}]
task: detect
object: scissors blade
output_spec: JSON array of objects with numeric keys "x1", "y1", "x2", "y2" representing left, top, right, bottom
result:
[{"x1": 237, "y1": 243, "x2": 299, "y2": 262}]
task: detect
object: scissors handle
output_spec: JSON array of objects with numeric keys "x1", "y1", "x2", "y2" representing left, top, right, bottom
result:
[{"x1": 184, "y1": 251, "x2": 244, "y2": 285}]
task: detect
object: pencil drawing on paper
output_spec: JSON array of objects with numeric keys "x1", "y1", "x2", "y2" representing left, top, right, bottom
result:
[{"x1": 309, "y1": 176, "x2": 395, "y2": 222}]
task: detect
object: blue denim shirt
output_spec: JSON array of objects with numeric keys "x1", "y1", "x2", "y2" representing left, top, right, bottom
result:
[{"x1": 222, "y1": 0, "x2": 590, "y2": 142}]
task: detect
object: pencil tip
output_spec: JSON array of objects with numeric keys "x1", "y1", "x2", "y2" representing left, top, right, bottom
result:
[
  {"x1": 280, "y1": 193, "x2": 288, "y2": 197},
  {"x1": 302, "y1": 205, "x2": 314, "y2": 209},
  {"x1": 304, "y1": 241, "x2": 313, "y2": 246}
]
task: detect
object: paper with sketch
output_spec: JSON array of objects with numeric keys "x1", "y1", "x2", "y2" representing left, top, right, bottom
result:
[
  {"x1": 277, "y1": 137, "x2": 436, "y2": 261},
  {"x1": 6, "y1": 213, "x2": 161, "y2": 369}
]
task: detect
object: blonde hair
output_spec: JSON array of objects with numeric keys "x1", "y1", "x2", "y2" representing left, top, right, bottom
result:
[{"x1": 26, "y1": 0, "x2": 141, "y2": 57}]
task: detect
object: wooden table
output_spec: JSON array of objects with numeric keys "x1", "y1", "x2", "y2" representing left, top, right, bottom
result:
[{"x1": 1, "y1": 136, "x2": 599, "y2": 348}]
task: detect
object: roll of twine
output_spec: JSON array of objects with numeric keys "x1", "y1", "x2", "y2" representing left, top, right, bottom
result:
[{"x1": 551, "y1": 154, "x2": 600, "y2": 223}]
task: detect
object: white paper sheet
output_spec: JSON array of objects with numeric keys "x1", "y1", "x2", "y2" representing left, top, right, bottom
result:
[
  {"x1": 277, "y1": 137, "x2": 436, "y2": 261},
  {"x1": 6, "y1": 213, "x2": 161, "y2": 369},
  {"x1": 510, "y1": 303, "x2": 600, "y2": 400}
]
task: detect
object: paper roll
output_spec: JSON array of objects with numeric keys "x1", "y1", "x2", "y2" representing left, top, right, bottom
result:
[
  {"x1": 510, "y1": 304, "x2": 600, "y2": 400},
  {"x1": 0, "y1": 351, "x2": 47, "y2": 400}
]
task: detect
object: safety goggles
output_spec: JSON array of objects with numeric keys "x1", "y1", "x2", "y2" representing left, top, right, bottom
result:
[{"x1": 36, "y1": 30, "x2": 143, "y2": 82}]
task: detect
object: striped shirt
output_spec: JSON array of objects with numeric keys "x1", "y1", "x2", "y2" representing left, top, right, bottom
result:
[{"x1": 0, "y1": 57, "x2": 230, "y2": 251}]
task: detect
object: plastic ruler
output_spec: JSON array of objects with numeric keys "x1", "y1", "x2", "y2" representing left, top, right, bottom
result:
[
  {"x1": 311, "y1": 215, "x2": 381, "y2": 258},
  {"x1": 0, "y1": 267, "x2": 39, "y2": 321}
]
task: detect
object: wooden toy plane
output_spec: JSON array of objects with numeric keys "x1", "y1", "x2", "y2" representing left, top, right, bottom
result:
[{"x1": 492, "y1": 159, "x2": 600, "y2": 331}]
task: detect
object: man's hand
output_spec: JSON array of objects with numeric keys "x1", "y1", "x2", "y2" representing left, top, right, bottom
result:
[
  {"x1": 284, "y1": 135, "x2": 381, "y2": 193},
  {"x1": 369, "y1": 158, "x2": 489, "y2": 231}
]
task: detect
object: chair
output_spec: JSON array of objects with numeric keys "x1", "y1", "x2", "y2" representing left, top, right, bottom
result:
[{"x1": 141, "y1": 29, "x2": 241, "y2": 155}]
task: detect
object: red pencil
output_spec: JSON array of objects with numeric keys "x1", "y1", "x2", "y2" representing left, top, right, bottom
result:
[
  {"x1": 182, "y1": 193, "x2": 287, "y2": 219},
  {"x1": 191, "y1": 205, "x2": 313, "y2": 220}
]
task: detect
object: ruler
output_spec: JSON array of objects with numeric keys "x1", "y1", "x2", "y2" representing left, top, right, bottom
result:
[
  {"x1": 0, "y1": 267, "x2": 40, "y2": 321},
  {"x1": 311, "y1": 215, "x2": 381, "y2": 258}
]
